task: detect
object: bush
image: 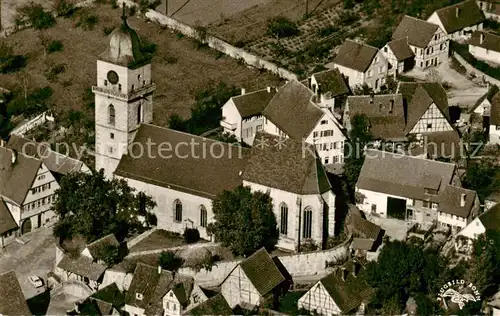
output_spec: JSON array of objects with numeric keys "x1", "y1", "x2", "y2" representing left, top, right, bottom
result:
[
  {"x1": 111, "y1": 0, "x2": 119, "y2": 9},
  {"x1": 451, "y1": 41, "x2": 500, "y2": 81},
  {"x1": 138, "y1": 0, "x2": 161, "y2": 13},
  {"x1": 141, "y1": 37, "x2": 157, "y2": 55},
  {"x1": 317, "y1": 25, "x2": 340, "y2": 37},
  {"x1": 44, "y1": 62, "x2": 66, "y2": 82},
  {"x1": 54, "y1": 0, "x2": 77, "y2": 17},
  {"x1": 183, "y1": 228, "x2": 200, "y2": 243},
  {"x1": 338, "y1": 10, "x2": 360, "y2": 26},
  {"x1": 300, "y1": 239, "x2": 318, "y2": 252},
  {"x1": 267, "y1": 16, "x2": 299, "y2": 39},
  {"x1": 16, "y1": 3, "x2": 56, "y2": 30},
  {"x1": 175, "y1": 32, "x2": 184, "y2": 39},
  {"x1": 47, "y1": 40, "x2": 64, "y2": 53},
  {"x1": 158, "y1": 251, "x2": 184, "y2": 271},
  {"x1": 77, "y1": 13, "x2": 99, "y2": 30},
  {"x1": 103, "y1": 26, "x2": 115, "y2": 36},
  {"x1": 128, "y1": 5, "x2": 137, "y2": 16}
]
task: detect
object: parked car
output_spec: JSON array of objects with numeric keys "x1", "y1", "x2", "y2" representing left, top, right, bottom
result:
[{"x1": 28, "y1": 275, "x2": 43, "y2": 288}]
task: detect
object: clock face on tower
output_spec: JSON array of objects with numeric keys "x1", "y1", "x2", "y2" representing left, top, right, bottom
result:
[{"x1": 107, "y1": 71, "x2": 119, "y2": 84}]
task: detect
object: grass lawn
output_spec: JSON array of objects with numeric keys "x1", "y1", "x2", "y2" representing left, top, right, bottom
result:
[{"x1": 129, "y1": 229, "x2": 185, "y2": 253}]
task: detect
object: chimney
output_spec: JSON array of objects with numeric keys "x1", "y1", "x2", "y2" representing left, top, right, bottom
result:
[
  {"x1": 11, "y1": 149, "x2": 17, "y2": 164},
  {"x1": 307, "y1": 77, "x2": 312, "y2": 89},
  {"x1": 158, "y1": 265, "x2": 162, "y2": 274},
  {"x1": 456, "y1": 7, "x2": 460, "y2": 18},
  {"x1": 480, "y1": 32, "x2": 485, "y2": 44},
  {"x1": 460, "y1": 193, "x2": 466, "y2": 207},
  {"x1": 390, "y1": 99, "x2": 394, "y2": 113},
  {"x1": 241, "y1": 88, "x2": 246, "y2": 95},
  {"x1": 267, "y1": 86, "x2": 271, "y2": 93},
  {"x1": 379, "y1": 103, "x2": 383, "y2": 112}
]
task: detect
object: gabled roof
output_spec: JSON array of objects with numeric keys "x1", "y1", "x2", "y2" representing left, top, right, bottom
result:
[
  {"x1": 90, "y1": 282, "x2": 125, "y2": 309},
  {"x1": 0, "y1": 199, "x2": 18, "y2": 235},
  {"x1": 238, "y1": 248, "x2": 286, "y2": 296},
  {"x1": 230, "y1": 88, "x2": 276, "y2": 119},
  {"x1": 311, "y1": 68, "x2": 350, "y2": 97},
  {"x1": 243, "y1": 132, "x2": 332, "y2": 195},
  {"x1": 57, "y1": 254, "x2": 107, "y2": 281},
  {"x1": 437, "y1": 185, "x2": 477, "y2": 218},
  {"x1": 470, "y1": 84, "x2": 499, "y2": 114},
  {"x1": 85, "y1": 234, "x2": 120, "y2": 261},
  {"x1": 318, "y1": 262, "x2": 375, "y2": 314},
  {"x1": 432, "y1": 0, "x2": 485, "y2": 34},
  {"x1": 479, "y1": 203, "x2": 500, "y2": 230},
  {"x1": 115, "y1": 124, "x2": 250, "y2": 199},
  {"x1": 346, "y1": 213, "x2": 382, "y2": 240},
  {"x1": 0, "y1": 271, "x2": 31, "y2": 316},
  {"x1": 262, "y1": 80, "x2": 323, "y2": 140},
  {"x1": 0, "y1": 146, "x2": 41, "y2": 205},
  {"x1": 333, "y1": 40, "x2": 379, "y2": 73},
  {"x1": 357, "y1": 150, "x2": 456, "y2": 201},
  {"x1": 7, "y1": 135, "x2": 88, "y2": 176},
  {"x1": 491, "y1": 91, "x2": 500, "y2": 125},
  {"x1": 186, "y1": 294, "x2": 232, "y2": 315},
  {"x1": 392, "y1": 16, "x2": 439, "y2": 48},
  {"x1": 470, "y1": 30, "x2": 500, "y2": 53},
  {"x1": 419, "y1": 131, "x2": 465, "y2": 159},
  {"x1": 386, "y1": 38, "x2": 415, "y2": 61}
]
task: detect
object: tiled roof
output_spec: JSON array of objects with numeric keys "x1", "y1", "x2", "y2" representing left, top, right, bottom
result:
[
  {"x1": 333, "y1": 40, "x2": 378, "y2": 73},
  {"x1": 243, "y1": 132, "x2": 331, "y2": 195},
  {"x1": 433, "y1": 0, "x2": 485, "y2": 34},
  {"x1": 491, "y1": 91, "x2": 500, "y2": 125},
  {"x1": 346, "y1": 213, "x2": 382, "y2": 240},
  {"x1": 409, "y1": 131, "x2": 465, "y2": 160},
  {"x1": 357, "y1": 149, "x2": 456, "y2": 201},
  {"x1": 437, "y1": 185, "x2": 477, "y2": 218},
  {"x1": 262, "y1": 80, "x2": 323, "y2": 140},
  {"x1": 470, "y1": 84, "x2": 499, "y2": 113},
  {"x1": 387, "y1": 38, "x2": 415, "y2": 61},
  {"x1": 0, "y1": 271, "x2": 31, "y2": 316},
  {"x1": 186, "y1": 294, "x2": 232, "y2": 315},
  {"x1": 318, "y1": 262, "x2": 375, "y2": 314},
  {"x1": 486, "y1": 191, "x2": 500, "y2": 202},
  {"x1": 482, "y1": 0, "x2": 500, "y2": 15},
  {"x1": 90, "y1": 282, "x2": 125, "y2": 309},
  {"x1": 86, "y1": 234, "x2": 120, "y2": 261},
  {"x1": 311, "y1": 68, "x2": 350, "y2": 97},
  {"x1": 352, "y1": 238, "x2": 376, "y2": 250},
  {"x1": 7, "y1": 135, "x2": 87, "y2": 175},
  {"x1": 470, "y1": 30, "x2": 500, "y2": 53},
  {"x1": 479, "y1": 203, "x2": 500, "y2": 230},
  {"x1": 115, "y1": 124, "x2": 250, "y2": 199},
  {"x1": 57, "y1": 254, "x2": 107, "y2": 281},
  {"x1": 392, "y1": 16, "x2": 439, "y2": 48},
  {"x1": 238, "y1": 248, "x2": 286, "y2": 296},
  {"x1": 231, "y1": 88, "x2": 276, "y2": 119},
  {"x1": 0, "y1": 147, "x2": 41, "y2": 205},
  {"x1": 0, "y1": 199, "x2": 18, "y2": 235}
]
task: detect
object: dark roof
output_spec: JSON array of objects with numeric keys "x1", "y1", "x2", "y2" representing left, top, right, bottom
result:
[
  {"x1": 86, "y1": 234, "x2": 120, "y2": 261},
  {"x1": 57, "y1": 254, "x2": 107, "y2": 281},
  {"x1": 7, "y1": 135, "x2": 87, "y2": 175},
  {"x1": 346, "y1": 94, "x2": 406, "y2": 139},
  {"x1": 0, "y1": 147, "x2": 41, "y2": 205},
  {"x1": 262, "y1": 81, "x2": 323, "y2": 140},
  {"x1": 238, "y1": 248, "x2": 286, "y2": 296},
  {"x1": 482, "y1": 0, "x2": 500, "y2": 15},
  {"x1": 115, "y1": 124, "x2": 250, "y2": 199},
  {"x1": 318, "y1": 262, "x2": 375, "y2": 314},
  {"x1": 470, "y1": 84, "x2": 499, "y2": 113},
  {"x1": 243, "y1": 132, "x2": 331, "y2": 195},
  {"x1": 357, "y1": 149, "x2": 456, "y2": 201},
  {"x1": 491, "y1": 91, "x2": 500, "y2": 125},
  {"x1": 479, "y1": 203, "x2": 500, "y2": 230},
  {"x1": 470, "y1": 30, "x2": 500, "y2": 52},
  {"x1": 0, "y1": 271, "x2": 31, "y2": 316},
  {"x1": 333, "y1": 40, "x2": 379, "y2": 72},
  {"x1": 419, "y1": 131, "x2": 465, "y2": 159},
  {"x1": 392, "y1": 16, "x2": 439, "y2": 48},
  {"x1": 486, "y1": 191, "x2": 500, "y2": 202},
  {"x1": 432, "y1": 0, "x2": 485, "y2": 34},
  {"x1": 386, "y1": 38, "x2": 415, "y2": 61},
  {"x1": 311, "y1": 68, "x2": 350, "y2": 97},
  {"x1": 0, "y1": 199, "x2": 18, "y2": 235},
  {"x1": 352, "y1": 238, "x2": 376, "y2": 250},
  {"x1": 186, "y1": 294, "x2": 232, "y2": 316},
  {"x1": 437, "y1": 185, "x2": 477, "y2": 218},
  {"x1": 231, "y1": 88, "x2": 276, "y2": 118},
  {"x1": 90, "y1": 282, "x2": 125, "y2": 308},
  {"x1": 346, "y1": 213, "x2": 382, "y2": 240}
]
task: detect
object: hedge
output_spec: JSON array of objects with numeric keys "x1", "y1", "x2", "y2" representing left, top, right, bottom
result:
[{"x1": 451, "y1": 41, "x2": 500, "y2": 80}]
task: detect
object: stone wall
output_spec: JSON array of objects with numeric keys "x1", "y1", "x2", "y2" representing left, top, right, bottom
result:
[
  {"x1": 453, "y1": 52, "x2": 500, "y2": 87},
  {"x1": 116, "y1": 0, "x2": 297, "y2": 81}
]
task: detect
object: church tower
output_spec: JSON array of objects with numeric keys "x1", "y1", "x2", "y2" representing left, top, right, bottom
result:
[{"x1": 93, "y1": 6, "x2": 155, "y2": 178}]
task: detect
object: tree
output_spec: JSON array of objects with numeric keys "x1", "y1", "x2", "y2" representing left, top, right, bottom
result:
[
  {"x1": 466, "y1": 230, "x2": 500, "y2": 297},
  {"x1": 52, "y1": 170, "x2": 157, "y2": 243},
  {"x1": 158, "y1": 251, "x2": 184, "y2": 271},
  {"x1": 344, "y1": 114, "x2": 372, "y2": 194},
  {"x1": 97, "y1": 244, "x2": 125, "y2": 267},
  {"x1": 212, "y1": 186, "x2": 278, "y2": 256},
  {"x1": 463, "y1": 158, "x2": 500, "y2": 202},
  {"x1": 352, "y1": 83, "x2": 374, "y2": 95},
  {"x1": 267, "y1": 17, "x2": 299, "y2": 39},
  {"x1": 16, "y1": 3, "x2": 56, "y2": 30}
]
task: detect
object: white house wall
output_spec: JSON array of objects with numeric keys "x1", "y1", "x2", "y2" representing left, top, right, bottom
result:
[
  {"x1": 437, "y1": 211, "x2": 468, "y2": 230},
  {"x1": 457, "y1": 217, "x2": 485, "y2": 239},
  {"x1": 381, "y1": 45, "x2": 404, "y2": 75},
  {"x1": 297, "y1": 281, "x2": 341, "y2": 316},
  {"x1": 470, "y1": 44, "x2": 500, "y2": 65},
  {"x1": 409, "y1": 103, "x2": 453, "y2": 134},
  {"x1": 334, "y1": 51, "x2": 388, "y2": 92},
  {"x1": 241, "y1": 115, "x2": 265, "y2": 145},
  {"x1": 123, "y1": 305, "x2": 145, "y2": 316},
  {"x1": 221, "y1": 265, "x2": 261, "y2": 308},
  {"x1": 304, "y1": 113, "x2": 346, "y2": 165},
  {"x1": 221, "y1": 100, "x2": 242, "y2": 139},
  {"x1": 428, "y1": 12, "x2": 483, "y2": 40},
  {"x1": 357, "y1": 188, "x2": 414, "y2": 217},
  {"x1": 490, "y1": 124, "x2": 500, "y2": 144}
]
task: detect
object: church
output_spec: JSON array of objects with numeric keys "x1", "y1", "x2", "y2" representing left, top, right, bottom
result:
[{"x1": 92, "y1": 10, "x2": 336, "y2": 251}]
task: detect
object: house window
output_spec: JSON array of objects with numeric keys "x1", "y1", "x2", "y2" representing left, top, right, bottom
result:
[
  {"x1": 371, "y1": 204, "x2": 377, "y2": 213},
  {"x1": 38, "y1": 175, "x2": 45, "y2": 180},
  {"x1": 108, "y1": 104, "x2": 116, "y2": 126},
  {"x1": 333, "y1": 155, "x2": 340, "y2": 163},
  {"x1": 131, "y1": 84, "x2": 135, "y2": 91},
  {"x1": 108, "y1": 146, "x2": 113, "y2": 154},
  {"x1": 374, "y1": 56, "x2": 379, "y2": 63},
  {"x1": 256, "y1": 124, "x2": 263, "y2": 132},
  {"x1": 379, "y1": 66, "x2": 384, "y2": 73},
  {"x1": 313, "y1": 131, "x2": 319, "y2": 138},
  {"x1": 420, "y1": 62, "x2": 423, "y2": 67},
  {"x1": 104, "y1": 80, "x2": 108, "y2": 86},
  {"x1": 383, "y1": 47, "x2": 387, "y2": 52},
  {"x1": 496, "y1": 125, "x2": 500, "y2": 130},
  {"x1": 424, "y1": 188, "x2": 438, "y2": 195},
  {"x1": 303, "y1": 208, "x2": 312, "y2": 239},
  {"x1": 118, "y1": 84, "x2": 122, "y2": 92},
  {"x1": 200, "y1": 205, "x2": 207, "y2": 228},
  {"x1": 174, "y1": 199, "x2": 182, "y2": 223},
  {"x1": 280, "y1": 203, "x2": 288, "y2": 235},
  {"x1": 432, "y1": 203, "x2": 438, "y2": 210},
  {"x1": 321, "y1": 120, "x2": 328, "y2": 125},
  {"x1": 110, "y1": 133, "x2": 114, "y2": 139},
  {"x1": 137, "y1": 103, "x2": 142, "y2": 124},
  {"x1": 367, "y1": 70, "x2": 373, "y2": 78},
  {"x1": 423, "y1": 201, "x2": 431, "y2": 208},
  {"x1": 427, "y1": 123, "x2": 432, "y2": 129}
]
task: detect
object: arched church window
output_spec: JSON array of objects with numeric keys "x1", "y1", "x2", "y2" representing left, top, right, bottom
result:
[
  {"x1": 174, "y1": 199, "x2": 182, "y2": 223},
  {"x1": 200, "y1": 205, "x2": 207, "y2": 228},
  {"x1": 108, "y1": 104, "x2": 115, "y2": 126},
  {"x1": 303, "y1": 207, "x2": 313, "y2": 239},
  {"x1": 137, "y1": 103, "x2": 142, "y2": 124},
  {"x1": 280, "y1": 203, "x2": 288, "y2": 235}
]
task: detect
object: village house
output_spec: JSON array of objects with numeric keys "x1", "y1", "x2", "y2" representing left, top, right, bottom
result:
[
  {"x1": 470, "y1": 84, "x2": 498, "y2": 117},
  {"x1": 220, "y1": 247, "x2": 292, "y2": 309},
  {"x1": 485, "y1": 191, "x2": 500, "y2": 210},
  {"x1": 261, "y1": 80, "x2": 347, "y2": 166},
  {"x1": 184, "y1": 293, "x2": 232, "y2": 315},
  {"x1": 344, "y1": 207, "x2": 384, "y2": 254},
  {"x1": 457, "y1": 202, "x2": 500, "y2": 241},
  {"x1": 391, "y1": 15, "x2": 449, "y2": 68},
  {"x1": 297, "y1": 260, "x2": 374, "y2": 316},
  {"x1": 123, "y1": 263, "x2": 205, "y2": 316},
  {"x1": 307, "y1": 68, "x2": 351, "y2": 113},
  {"x1": 381, "y1": 38, "x2": 416, "y2": 75},
  {"x1": 71, "y1": 282, "x2": 125, "y2": 315},
  {"x1": 243, "y1": 133, "x2": 336, "y2": 250},
  {"x1": 469, "y1": 30, "x2": 500, "y2": 64},
  {"x1": 477, "y1": 0, "x2": 500, "y2": 20},
  {"x1": 330, "y1": 40, "x2": 388, "y2": 91},
  {"x1": 0, "y1": 271, "x2": 32, "y2": 316},
  {"x1": 356, "y1": 150, "x2": 480, "y2": 233},
  {"x1": 489, "y1": 90, "x2": 500, "y2": 143},
  {"x1": 80, "y1": 233, "x2": 121, "y2": 265},
  {"x1": 0, "y1": 146, "x2": 60, "y2": 240},
  {"x1": 427, "y1": 0, "x2": 485, "y2": 41}
]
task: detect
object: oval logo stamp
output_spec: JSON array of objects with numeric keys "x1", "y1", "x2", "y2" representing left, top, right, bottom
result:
[{"x1": 437, "y1": 279, "x2": 481, "y2": 310}]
